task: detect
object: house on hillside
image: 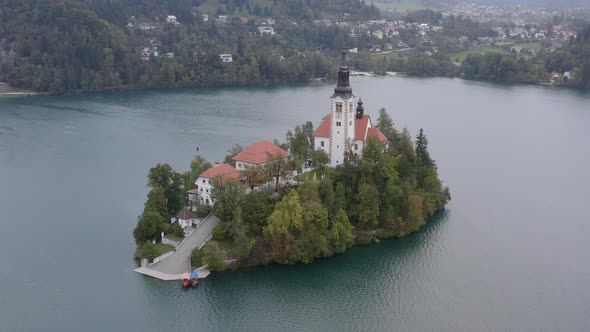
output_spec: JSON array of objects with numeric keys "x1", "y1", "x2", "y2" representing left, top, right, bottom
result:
[
  {"x1": 195, "y1": 163, "x2": 241, "y2": 206},
  {"x1": 219, "y1": 54, "x2": 233, "y2": 63},
  {"x1": 258, "y1": 26, "x2": 276, "y2": 36},
  {"x1": 232, "y1": 140, "x2": 290, "y2": 172},
  {"x1": 166, "y1": 15, "x2": 179, "y2": 24}
]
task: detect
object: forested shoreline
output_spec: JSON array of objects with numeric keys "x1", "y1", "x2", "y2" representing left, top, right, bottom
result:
[{"x1": 1, "y1": 0, "x2": 589, "y2": 95}]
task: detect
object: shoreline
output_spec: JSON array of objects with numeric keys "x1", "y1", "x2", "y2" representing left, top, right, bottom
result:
[
  {"x1": 0, "y1": 92, "x2": 47, "y2": 96},
  {"x1": 0, "y1": 75, "x2": 582, "y2": 98}
]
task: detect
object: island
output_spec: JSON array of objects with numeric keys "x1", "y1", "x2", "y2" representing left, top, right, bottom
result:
[{"x1": 133, "y1": 53, "x2": 450, "y2": 277}]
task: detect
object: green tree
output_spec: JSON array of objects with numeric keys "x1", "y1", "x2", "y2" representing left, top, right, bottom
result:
[
  {"x1": 203, "y1": 242, "x2": 227, "y2": 271},
  {"x1": 265, "y1": 154, "x2": 291, "y2": 192},
  {"x1": 144, "y1": 186, "x2": 167, "y2": 217},
  {"x1": 190, "y1": 155, "x2": 212, "y2": 180},
  {"x1": 263, "y1": 190, "x2": 304, "y2": 263},
  {"x1": 211, "y1": 176, "x2": 244, "y2": 223},
  {"x1": 415, "y1": 128, "x2": 432, "y2": 166},
  {"x1": 133, "y1": 211, "x2": 165, "y2": 244},
  {"x1": 243, "y1": 165, "x2": 268, "y2": 190},
  {"x1": 328, "y1": 209, "x2": 353, "y2": 253},
  {"x1": 311, "y1": 149, "x2": 330, "y2": 175},
  {"x1": 356, "y1": 183, "x2": 379, "y2": 229},
  {"x1": 147, "y1": 163, "x2": 184, "y2": 215},
  {"x1": 376, "y1": 107, "x2": 399, "y2": 150},
  {"x1": 136, "y1": 242, "x2": 158, "y2": 261}
]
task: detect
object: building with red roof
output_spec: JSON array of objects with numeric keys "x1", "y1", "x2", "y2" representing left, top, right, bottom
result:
[
  {"x1": 194, "y1": 163, "x2": 241, "y2": 205},
  {"x1": 232, "y1": 140, "x2": 290, "y2": 171},
  {"x1": 313, "y1": 51, "x2": 388, "y2": 166}
]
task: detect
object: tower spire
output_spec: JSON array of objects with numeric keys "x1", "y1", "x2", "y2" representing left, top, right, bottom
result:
[
  {"x1": 356, "y1": 97, "x2": 364, "y2": 119},
  {"x1": 333, "y1": 50, "x2": 352, "y2": 98}
]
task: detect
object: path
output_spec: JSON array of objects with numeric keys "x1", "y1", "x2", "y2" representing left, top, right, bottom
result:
[{"x1": 134, "y1": 215, "x2": 220, "y2": 280}]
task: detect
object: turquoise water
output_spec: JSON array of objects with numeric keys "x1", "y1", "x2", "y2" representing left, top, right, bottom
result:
[{"x1": 0, "y1": 77, "x2": 589, "y2": 331}]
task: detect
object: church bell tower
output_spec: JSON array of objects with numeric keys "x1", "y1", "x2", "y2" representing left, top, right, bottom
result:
[{"x1": 329, "y1": 50, "x2": 356, "y2": 167}]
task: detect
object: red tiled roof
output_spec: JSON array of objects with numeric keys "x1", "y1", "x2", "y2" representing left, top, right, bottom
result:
[
  {"x1": 355, "y1": 115, "x2": 370, "y2": 141},
  {"x1": 367, "y1": 127, "x2": 389, "y2": 143},
  {"x1": 232, "y1": 140, "x2": 290, "y2": 165},
  {"x1": 313, "y1": 114, "x2": 332, "y2": 138},
  {"x1": 313, "y1": 114, "x2": 382, "y2": 143},
  {"x1": 198, "y1": 164, "x2": 241, "y2": 180}
]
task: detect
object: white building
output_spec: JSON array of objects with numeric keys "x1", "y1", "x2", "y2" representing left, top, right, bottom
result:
[
  {"x1": 232, "y1": 140, "x2": 290, "y2": 172},
  {"x1": 258, "y1": 26, "x2": 276, "y2": 36},
  {"x1": 313, "y1": 51, "x2": 388, "y2": 167},
  {"x1": 174, "y1": 207, "x2": 196, "y2": 228},
  {"x1": 166, "y1": 15, "x2": 179, "y2": 24},
  {"x1": 219, "y1": 54, "x2": 233, "y2": 63},
  {"x1": 217, "y1": 15, "x2": 228, "y2": 24},
  {"x1": 372, "y1": 30, "x2": 384, "y2": 39},
  {"x1": 195, "y1": 164, "x2": 241, "y2": 205}
]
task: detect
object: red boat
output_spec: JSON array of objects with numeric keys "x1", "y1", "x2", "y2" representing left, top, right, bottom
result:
[{"x1": 181, "y1": 273, "x2": 190, "y2": 288}]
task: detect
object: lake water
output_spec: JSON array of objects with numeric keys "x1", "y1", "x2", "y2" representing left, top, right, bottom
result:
[{"x1": 0, "y1": 77, "x2": 589, "y2": 331}]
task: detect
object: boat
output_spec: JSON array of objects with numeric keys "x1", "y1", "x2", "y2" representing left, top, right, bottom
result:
[
  {"x1": 181, "y1": 273, "x2": 190, "y2": 288},
  {"x1": 190, "y1": 272, "x2": 199, "y2": 287}
]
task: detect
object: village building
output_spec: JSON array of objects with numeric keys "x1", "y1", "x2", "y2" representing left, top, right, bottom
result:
[
  {"x1": 219, "y1": 54, "x2": 233, "y2": 63},
  {"x1": 372, "y1": 30, "x2": 384, "y2": 39},
  {"x1": 258, "y1": 26, "x2": 276, "y2": 36},
  {"x1": 217, "y1": 15, "x2": 228, "y2": 24},
  {"x1": 166, "y1": 15, "x2": 179, "y2": 24},
  {"x1": 195, "y1": 163, "x2": 241, "y2": 205},
  {"x1": 313, "y1": 51, "x2": 388, "y2": 167},
  {"x1": 174, "y1": 206, "x2": 197, "y2": 229},
  {"x1": 232, "y1": 140, "x2": 290, "y2": 172}
]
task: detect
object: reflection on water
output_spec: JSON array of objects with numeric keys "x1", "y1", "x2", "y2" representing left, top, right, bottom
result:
[{"x1": 0, "y1": 77, "x2": 589, "y2": 331}]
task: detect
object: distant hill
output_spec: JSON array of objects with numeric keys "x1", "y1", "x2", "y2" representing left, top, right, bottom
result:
[
  {"x1": 430, "y1": 0, "x2": 588, "y2": 8},
  {"x1": 82, "y1": 0, "x2": 380, "y2": 26},
  {"x1": 0, "y1": 0, "x2": 380, "y2": 93}
]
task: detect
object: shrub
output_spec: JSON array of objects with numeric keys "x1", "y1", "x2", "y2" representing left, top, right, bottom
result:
[
  {"x1": 196, "y1": 205, "x2": 212, "y2": 218},
  {"x1": 203, "y1": 243, "x2": 227, "y2": 271},
  {"x1": 136, "y1": 242, "x2": 158, "y2": 261},
  {"x1": 212, "y1": 225, "x2": 227, "y2": 241},
  {"x1": 191, "y1": 248, "x2": 204, "y2": 268}
]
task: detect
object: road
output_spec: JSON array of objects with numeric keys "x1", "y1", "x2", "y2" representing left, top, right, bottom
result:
[{"x1": 149, "y1": 215, "x2": 220, "y2": 275}]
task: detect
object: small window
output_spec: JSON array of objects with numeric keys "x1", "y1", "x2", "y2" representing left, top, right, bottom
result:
[
  {"x1": 321, "y1": 141, "x2": 325, "y2": 147},
  {"x1": 202, "y1": 179, "x2": 205, "y2": 183},
  {"x1": 349, "y1": 121, "x2": 352, "y2": 126},
  {"x1": 336, "y1": 103, "x2": 343, "y2": 119},
  {"x1": 354, "y1": 144, "x2": 358, "y2": 150}
]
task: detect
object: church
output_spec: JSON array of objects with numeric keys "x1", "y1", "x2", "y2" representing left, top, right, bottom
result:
[{"x1": 313, "y1": 51, "x2": 388, "y2": 167}]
